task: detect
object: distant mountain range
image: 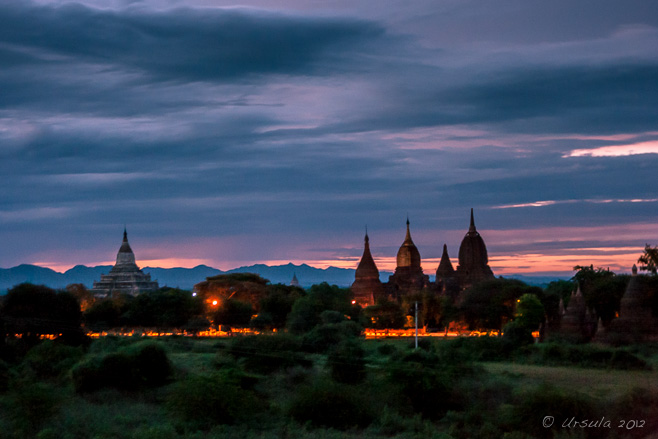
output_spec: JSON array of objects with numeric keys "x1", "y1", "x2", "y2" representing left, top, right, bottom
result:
[
  {"x1": 0, "y1": 263, "x2": 385, "y2": 293},
  {"x1": 0, "y1": 263, "x2": 566, "y2": 293}
]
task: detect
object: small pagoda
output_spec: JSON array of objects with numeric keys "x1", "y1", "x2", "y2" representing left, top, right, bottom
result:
[{"x1": 91, "y1": 228, "x2": 159, "y2": 297}]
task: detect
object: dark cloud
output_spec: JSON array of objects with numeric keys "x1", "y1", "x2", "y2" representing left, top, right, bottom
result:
[
  {"x1": 1, "y1": 0, "x2": 657, "y2": 272},
  {"x1": 0, "y1": 1, "x2": 384, "y2": 82}
]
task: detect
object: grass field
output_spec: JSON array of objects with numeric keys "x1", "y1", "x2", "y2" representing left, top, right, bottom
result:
[
  {"x1": 2, "y1": 335, "x2": 657, "y2": 439},
  {"x1": 483, "y1": 361, "x2": 658, "y2": 400}
]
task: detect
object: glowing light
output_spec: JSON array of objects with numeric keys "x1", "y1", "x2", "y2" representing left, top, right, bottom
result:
[{"x1": 212, "y1": 300, "x2": 218, "y2": 306}]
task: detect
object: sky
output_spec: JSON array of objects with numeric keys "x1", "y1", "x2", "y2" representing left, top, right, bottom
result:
[{"x1": 1, "y1": 0, "x2": 657, "y2": 277}]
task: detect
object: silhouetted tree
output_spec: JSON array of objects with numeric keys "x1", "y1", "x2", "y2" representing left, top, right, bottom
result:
[
  {"x1": 515, "y1": 293, "x2": 545, "y2": 330},
  {"x1": 257, "y1": 284, "x2": 304, "y2": 329},
  {"x1": 2, "y1": 283, "x2": 83, "y2": 344},
  {"x1": 460, "y1": 279, "x2": 542, "y2": 331},
  {"x1": 122, "y1": 288, "x2": 204, "y2": 329},
  {"x1": 572, "y1": 266, "x2": 628, "y2": 325},
  {"x1": 363, "y1": 298, "x2": 406, "y2": 329},
  {"x1": 212, "y1": 299, "x2": 254, "y2": 328},
  {"x1": 66, "y1": 283, "x2": 95, "y2": 311},
  {"x1": 542, "y1": 280, "x2": 574, "y2": 325},
  {"x1": 287, "y1": 283, "x2": 356, "y2": 334},
  {"x1": 194, "y1": 273, "x2": 270, "y2": 311},
  {"x1": 83, "y1": 298, "x2": 128, "y2": 331},
  {"x1": 638, "y1": 244, "x2": 658, "y2": 275}
]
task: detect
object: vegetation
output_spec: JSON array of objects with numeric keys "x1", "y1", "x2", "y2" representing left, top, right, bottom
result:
[
  {"x1": 459, "y1": 278, "x2": 543, "y2": 331},
  {"x1": 1, "y1": 283, "x2": 85, "y2": 345},
  {"x1": 0, "y1": 329, "x2": 655, "y2": 438},
  {"x1": 0, "y1": 267, "x2": 657, "y2": 438},
  {"x1": 638, "y1": 244, "x2": 658, "y2": 275},
  {"x1": 572, "y1": 265, "x2": 629, "y2": 325}
]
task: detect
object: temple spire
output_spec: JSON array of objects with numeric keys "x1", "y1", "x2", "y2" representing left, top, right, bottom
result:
[
  {"x1": 123, "y1": 226, "x2": 128, "y2": 242},
  {"x1": 405, "y1": 217, "x2": 412, "y2": 242},
  {"x1": 469, "y1": 208, "x2": 476, "y2": 233}
]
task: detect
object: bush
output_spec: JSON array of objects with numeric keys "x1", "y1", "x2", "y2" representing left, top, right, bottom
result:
[
  {"x1": 227, "y1": 334, "x2": 311, "y2": 374},
  {"x1": 609, "y1": 350, "x2": 650, "y2": 370},
  {"x1": 21, "y1": 341, "x2": 84, "y2": 380},
  {"x1": 505, "y1": 383, "x2": 596, "y2": 439},
  {"x1": 72, "y1": 341, "x2": 171, "y2": 393},
  {"x1": 502, "y1": 321, "x2": 534, "y2": 349},
  {"x1": 608, "y1": 387, "x2": 658, "y2": 438},
  {"x1": 521, "y1": 343, "x2": 649, "y2": 370},
  {"x1": 440, "y1": 336, "x2": 511, "y2": 362},
  {"x1": 5, "y1": 383, "x2": 61, "y2": 436},
  {"x1": 166, "y1": 372, "x2": 257, "y2": 429},
  {"x1": 376, "y1": 343, "x2": 397, "y2": 357},
  {"x1": 386, "y1": 350, "x2": 463, "y2": 419},
  {"x1": 301, "y1": 320, "x2": 362, "y2": 353},
  {"x1": 0, "y1": 360, "x2": 10, "y2": 392},
  {"x1": 327, "y1": 339, "x2": 366, "y2": 384},
  {"x1": 287, "y1": 379, "x2": 374, "y2": 429}
]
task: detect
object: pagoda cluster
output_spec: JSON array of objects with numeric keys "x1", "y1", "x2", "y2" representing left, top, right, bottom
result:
[{"x1": 351, "y1": 209, "x2": 495, "y2": 306}]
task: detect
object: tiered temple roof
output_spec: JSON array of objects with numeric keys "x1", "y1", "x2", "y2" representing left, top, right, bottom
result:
[
  {"x1": 387, "y1": 219, "x2": 430, "y2": 297},
  {"x1": 352, "y1": 231, "x2": 384, "y2": 306},
  {"x1": 351, "y1": 210, "x2": 495, "y2": 305},
  {"x1": 456, "y1": 209, "x2": 494, "y2": 289},
  {"x1": 92, "y1": 228, "x2": 159, "y2": 297}
]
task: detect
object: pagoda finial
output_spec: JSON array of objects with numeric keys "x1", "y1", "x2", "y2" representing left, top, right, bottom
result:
[
  {"x1": 469, "y1": 208, "x2": 476, "y2": 233},
  {"x1": 364, "y1": 225, "x2": 369, "y2": 243},
  {"x1": 405, "y1": 216, "x2": 412, "y2": 241},
  {"x1": 123, "y1": 226, "x2": 128, "y2": 242}
]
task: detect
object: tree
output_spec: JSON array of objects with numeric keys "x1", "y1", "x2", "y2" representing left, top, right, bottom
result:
[
  {"x1": 460, "y1": 279, "x2": 542, "y2": 331},
  {"x1": 363, "y1": 298, "x2": 406, "y2": 329},
  {"x1": 257, "y1": 284, "x2": 304, "y2": 329},
  {"x1": 2, "y1": 283, "x2": 83, "y2": 344},
  {"x1": 212, "y1": 299, "x2": 254, "y2": 328},
  {"x1": 542, "y1": 280, "x2": 574, "y2": 325},
  {"x1": 194, "y1": 273, "x2": 270, "y2": 311},
  {"x1": 638, "y1": 244, "x2": 658, "y2": 275},
  {"x1": 571, "y1": 265, "x2": 628, "y2": 325},
  {"x1": 286, "y1": 283, "x2": 356, "y2": 334},
  {"x1": 515, "y1": 293, "x2": 545, "y2": 331},
  {"x1": 66, "y1": 283, "x2": 95, "y2": 312},
  {"x1": 83, "y1": 298, "x2": 127, "y2": 331},
  {"x1": 122, "y1": 288, "x2": 204, "y2": 329}
]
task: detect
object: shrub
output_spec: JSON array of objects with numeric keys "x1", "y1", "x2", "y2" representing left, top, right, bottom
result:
[
  {"x1": 166, "y1": 372, "x2": 257, "y2": 429},
  {"x1": 523, "y1": 343, "x2": 649, "y2": 370},
  {"x1": 22, "y1": 341, "x2": 83, "y2": 380},
  {"x1": 5, "y1": 383, "x2": 61, "y2": 436},
  {"x1": 301, "y1": 320, "x2": 362, "y2": 353},
  {"x1": 376, "y1": 343, "x2": 397, "y2": 357},
  {"x1": 287, "y1": 379, "x2": 374, "y2": 429},
  {"x1": 0, "y1": 360, "x2": 10, "y2": 392},
  {"x1": 608, "y1": 387, "x2": 658, "y2": 438},
  {"x1": 440, "y1": 336, "x2": 510, "y2": 362},
  {"x1": 609, "y1": 350, "x2": 650, "y2": 370},
  {"x1": 505, "y1": 383, "x2": 596, "y2": 439},
  {"x1": 387, "y1": 350, "x2": 463, "y2": 419},
  {"x1": 502, "y1": 321, "x2": 534, "y2": 349},
  {"x1": 227, "y1": 334, "x2": 311, "y2": 374},
  {"x1": 327, "y1": 339, "x2": 366, "y2": 384},
  {"x1": 72, "y1": 341, "x2": 171, "y2": 393}
]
